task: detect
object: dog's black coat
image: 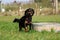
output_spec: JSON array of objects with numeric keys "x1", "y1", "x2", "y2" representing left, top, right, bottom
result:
[
  {"x1": 13, "y1": 15, "x2": 32, "y2": 31},
  {"x1": 13, "y1": 8, "x2": 34, "y2": 32}
]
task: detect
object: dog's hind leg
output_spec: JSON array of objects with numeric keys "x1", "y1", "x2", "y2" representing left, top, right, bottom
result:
[
  {"x1": 19, "y1": 27, "x2": 22, "y2": 31},
  {"x1": 19, "y1": 23, "x2": 22, "y2": 31}
]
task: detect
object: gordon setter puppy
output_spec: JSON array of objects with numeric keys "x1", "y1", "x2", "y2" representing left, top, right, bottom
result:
[{"x1": 13, "y1": 8, "x2": 34, "y2": 32}]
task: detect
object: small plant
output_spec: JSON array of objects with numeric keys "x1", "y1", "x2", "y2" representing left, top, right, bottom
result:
[
  {"x1": 41, "y1": 30, "x2": 48, "y2": 34},
  {"x1": 51, "y1": 28, "x2": 55, "y2": 33}
]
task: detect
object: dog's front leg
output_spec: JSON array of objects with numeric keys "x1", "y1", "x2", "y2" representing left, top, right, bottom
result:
[
  {"x1": 25, "y1": 27, "x2": 28, "y2": 32},
  {"x1": 29, "y1": 23, "x2": 33, "y2": 30},
  {"x1": 29, "y1": 23, "x2": 32, "y2": 30},
  {"x1": 24, "y1": 24, "x2": 28, "y2": 32}
]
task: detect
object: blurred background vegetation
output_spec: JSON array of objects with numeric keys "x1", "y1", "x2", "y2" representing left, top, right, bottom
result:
[{"x1": 0, "y1": 0, "x2": 60, "y2": 16}]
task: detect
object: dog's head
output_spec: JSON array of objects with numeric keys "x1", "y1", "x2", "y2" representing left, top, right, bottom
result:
[
  {"x1": 13, "y1": 18, "x2": 19, "y2": 23},
  {"x1": 24, "y1": 8, "x2": 34, "y2": 16}
]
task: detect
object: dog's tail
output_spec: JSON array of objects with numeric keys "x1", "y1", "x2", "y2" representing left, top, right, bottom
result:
[{"x1": 13, "y1": 18, "x2": 20, "y2": 23}]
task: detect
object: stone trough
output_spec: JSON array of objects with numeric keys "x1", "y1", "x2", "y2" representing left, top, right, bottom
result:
[{"x1": 32, "y1": 23, "x2": 60, "y2": 32}]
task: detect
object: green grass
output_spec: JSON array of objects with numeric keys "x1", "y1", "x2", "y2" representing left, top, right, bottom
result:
[
  {"x1": 32, "y1": 15, "x2": 60, "y2": 23},
  {"x1": 0, "y1": 15, "x2": 60, "y2": 22},
  {"x1": 0, "y1": 15, "x2": 60, "y2": 40}
]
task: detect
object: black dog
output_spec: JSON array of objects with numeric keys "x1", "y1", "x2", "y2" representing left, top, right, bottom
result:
[{"x1": 13, "y1": 8, "x2": 34, "y2": 32}]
